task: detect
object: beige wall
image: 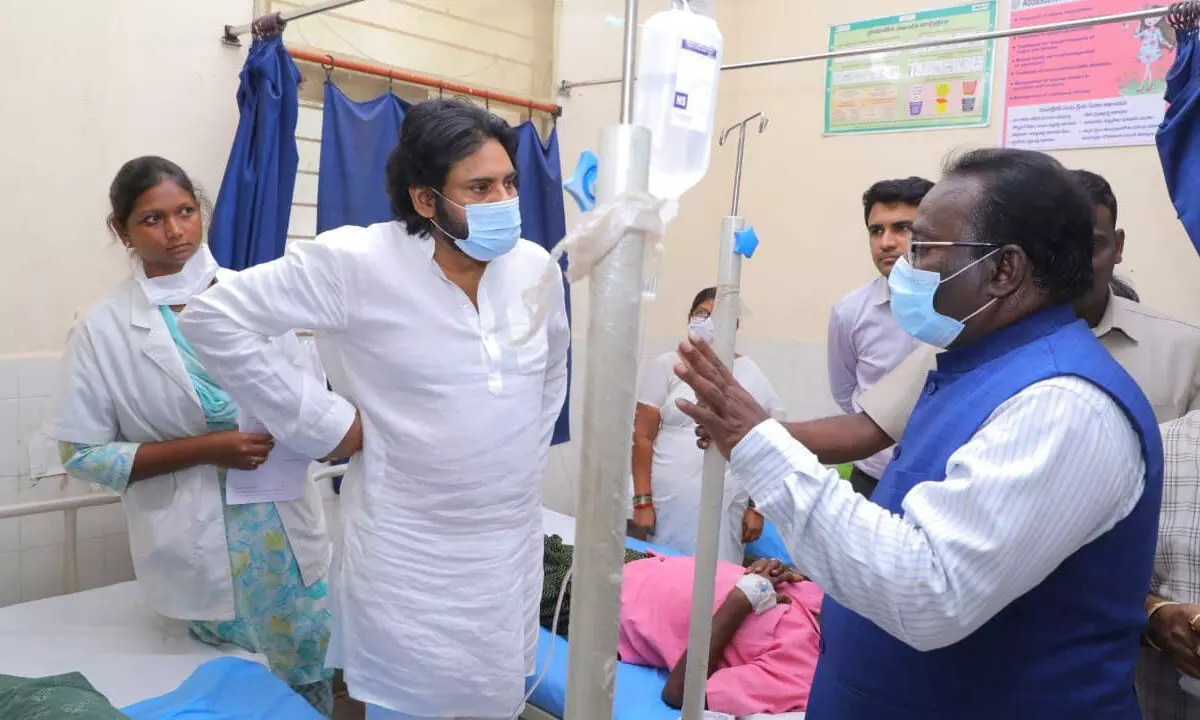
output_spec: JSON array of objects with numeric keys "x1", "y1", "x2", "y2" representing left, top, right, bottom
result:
[
  {"x1": 0, "y1": 0, "x2": 560, "y2": 358},
  {"x1": 558, "y1": 0, "x2": 1200, "y2": 349},
  {"x1": 0, "y1": 0, "x2": 257, "y2": 607},
  {"x1": 540, "y1": 0, "x2": 1200, "y2": 512},
  {"x1": 277, "y1": 0, "x2": 558, "y2": 105},
  {"x1": 276, "y1": 0, "x2": 560, "y2": 245},
  {"x1": 0, "y1": 0, "x2": 563, "y2": 605},
  {"x1": 0, "y1": 0, "x2": 253, "y2": 356}
]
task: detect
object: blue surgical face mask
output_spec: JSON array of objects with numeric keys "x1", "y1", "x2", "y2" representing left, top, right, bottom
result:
[
  {"x1": 888, "y1": 250, "x2": 999, "y2": 348},
  {"x1": 430, "y1": 190, "x2": 522, "y2": 262}
]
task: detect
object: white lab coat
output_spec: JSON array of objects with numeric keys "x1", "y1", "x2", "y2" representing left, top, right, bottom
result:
[
  {"x1": 636, "y1": 352, "x2": 783, "y2": 563},
  {"x1": 177, "y1": 222, "x2": 570, "y2": 717},
  {"x1": 46, "y1": 270, "x2": 330, "y2": 622}
]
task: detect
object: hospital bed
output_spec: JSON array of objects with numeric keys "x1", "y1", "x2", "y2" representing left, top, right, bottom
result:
[
  {"x1": 0, "y1": 478, "x2": 803, "y2": 718},
  {"x1": 0, "y1": 465, "x2": 354, "y2": 710},
  {"x1": 531, "y1": 508, "x2": 806, "y2": 720},
  {"x1": 0, "y1": 490, "x2": 266, "y2": 710}
]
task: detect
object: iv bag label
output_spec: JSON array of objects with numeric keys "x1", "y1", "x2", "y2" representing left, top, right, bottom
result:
[{"x1": 671, "y1": 39, "x2": 718, "y2": 133}]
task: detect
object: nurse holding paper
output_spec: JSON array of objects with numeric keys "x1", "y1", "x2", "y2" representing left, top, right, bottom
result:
[{"x1": 47, "y1": 156, "x2": 335, "y2": 716}]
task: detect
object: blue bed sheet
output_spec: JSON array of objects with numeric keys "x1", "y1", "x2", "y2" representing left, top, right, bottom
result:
[
  {"x1": 527, "y1": 537, "x2": 683, "y2": 719},
  {"x1": 746, "y1": 518, "x2": 794, "y2": 565},
  {"x1": 121, "y1": 657, "x2": 322, "y2": 720}
]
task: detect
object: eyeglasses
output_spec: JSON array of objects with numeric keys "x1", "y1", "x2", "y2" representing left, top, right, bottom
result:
[
  {"x1": 907, "y1": 241, "x2": 999, "y2": 264},
  {"x1": 690, "y1": 309, "x2": 711, "y2": 320}
]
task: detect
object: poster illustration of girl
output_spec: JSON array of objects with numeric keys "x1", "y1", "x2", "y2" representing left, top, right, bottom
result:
[{"x1": 1125, "y1": 10, "x2": 1177, "y2": 92}]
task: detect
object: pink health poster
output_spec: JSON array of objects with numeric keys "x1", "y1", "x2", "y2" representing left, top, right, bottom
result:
[{"x1": 1003, "y1": 0, "x2": 1177, "y2": 150}]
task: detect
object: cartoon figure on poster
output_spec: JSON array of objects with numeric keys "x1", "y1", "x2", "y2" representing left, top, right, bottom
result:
[{"x1": 1124, "y1": 9, "x2": 1177, "y2": 93}]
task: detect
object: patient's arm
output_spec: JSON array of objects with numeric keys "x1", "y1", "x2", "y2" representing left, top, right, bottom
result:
[
  {"x1": 781, "y1": 412, "x2": 892, "y2": 465},
  {"x1": 661, "y1": 589, "x2": 754, "y2": 709}
]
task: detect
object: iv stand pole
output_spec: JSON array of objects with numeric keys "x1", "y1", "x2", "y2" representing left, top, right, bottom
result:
[
  {"x1": 564, "y1": 0, "x2": 652, "y2": 717},
  {"x1": 680, "y1": 110, "x2": 769, "y2": 720}
]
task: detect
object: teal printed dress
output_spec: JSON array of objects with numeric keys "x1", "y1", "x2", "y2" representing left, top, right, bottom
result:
[{"x1": 59, "y1": 307, "x2": 333, "y2": 716}]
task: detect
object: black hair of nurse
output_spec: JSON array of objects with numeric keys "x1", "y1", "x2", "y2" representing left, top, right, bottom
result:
[
  {"x1": 104, "y1": 156, "x2": 274, "y2": 473},
  {"x1": 108, "y1": 156, "x2": 209, "y2": 282},
  {"x1": 688, "y1": 286, "x2": 742, "y2": 344},
  {"x1": 690, "y1": 287, "x2": 716, "y2": 319}
]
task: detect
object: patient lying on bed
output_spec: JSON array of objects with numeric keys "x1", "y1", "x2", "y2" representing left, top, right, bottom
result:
[{"x1": 541, "y1": 536, "x2": 822, "y2": 715}]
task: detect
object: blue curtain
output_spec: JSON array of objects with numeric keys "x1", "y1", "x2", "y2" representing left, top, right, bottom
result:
[
  {"x1": 317, "y1": 83, "x2": 409, "y2": 233},
  {"x1": 515, "y1": 121, "x2": 571, "y2": 445},
  {"x1": 1157, "y1": 26, "x2": 1200, "y2": 255},
  {"x1": 209, "y1": 36, "x2": 301, "y2": 270},
  {"x1": 315, "y1": 84, "x2": 409, "y2": 493}
]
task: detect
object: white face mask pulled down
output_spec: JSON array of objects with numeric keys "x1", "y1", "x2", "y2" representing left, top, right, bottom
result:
[
  {"x1": 687, "y1": 315, "x2": 716, "y2": 345},
  {"x1": 134, "y1": 244, "x2": 220, "y2": 306}
]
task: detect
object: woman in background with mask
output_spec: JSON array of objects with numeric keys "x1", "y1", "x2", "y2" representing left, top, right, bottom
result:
[
  {"x1": 630, "y1": 287, "x2": 784, "y2": 562},
  {"x1": 47, "y1": 156, "x2": 333, "y2": 715}
]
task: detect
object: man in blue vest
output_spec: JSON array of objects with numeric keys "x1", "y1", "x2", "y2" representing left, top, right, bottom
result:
[{"x1": 673, "y1": 148, "x2": 1164, "y2": 719}]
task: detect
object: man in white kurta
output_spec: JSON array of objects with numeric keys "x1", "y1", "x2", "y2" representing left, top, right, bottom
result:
[{"x1": 179, "y1": 99, "x2": 569, "y2": 719}]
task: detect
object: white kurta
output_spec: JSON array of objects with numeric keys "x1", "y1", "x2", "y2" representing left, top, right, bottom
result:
[
  {"x1": 178, "y1": 222, "x2": 570, "y2": 717},
  {"x1": 635, "y1": 352, "x2": 783, "y2": 562}
]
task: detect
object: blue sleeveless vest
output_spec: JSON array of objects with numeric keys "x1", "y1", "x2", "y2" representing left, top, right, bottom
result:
[{"x1": 807, "y1": 305, "x2": 1163, "y2": 720}]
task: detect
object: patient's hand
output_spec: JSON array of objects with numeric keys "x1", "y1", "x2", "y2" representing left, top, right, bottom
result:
[{"x1": 746, "y1": 558, "x2": 804, "y2": 586}]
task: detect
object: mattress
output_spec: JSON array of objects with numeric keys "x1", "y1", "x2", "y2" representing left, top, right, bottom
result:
[
  {"x1": 0, "y1": 581, "x2": 261, "y2": 708},
  {"x1": 532, "y1": 508, "x2": 805, "y2": 720}
]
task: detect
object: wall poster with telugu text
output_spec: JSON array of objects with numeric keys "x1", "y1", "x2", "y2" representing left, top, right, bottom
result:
[
  {"x1": 1003, "y1": 0, "x2": 1177, "y2": 150},
  {"x1": 825, "y1": 2, "x2": 998, "y2": 135}
]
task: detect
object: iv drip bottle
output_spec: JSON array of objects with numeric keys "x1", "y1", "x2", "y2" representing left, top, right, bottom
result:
[{"x1": 633, "y1": 5, "x2": 723, "y2": 204}]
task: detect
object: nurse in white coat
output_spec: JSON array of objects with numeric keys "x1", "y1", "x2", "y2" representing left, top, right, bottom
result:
[
  {"x1": 47, "y1": 157, "x2": 334, "y2": 715},
  {"x1": 630, "y1": 287, "x2": 784, "y2": 563},
  {"x1": 177, "y1": 100, "x2": 570, "y2": 720}
]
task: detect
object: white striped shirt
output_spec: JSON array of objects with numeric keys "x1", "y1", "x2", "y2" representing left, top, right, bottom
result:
[{"x1": 731, "y1": 376, "x2": 1146, "y2": 651}]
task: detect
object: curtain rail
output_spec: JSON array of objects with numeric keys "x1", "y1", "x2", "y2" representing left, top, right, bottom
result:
[
  {"x1": 288, "y1": 48, "x2": 563, "y2": 117},
  {"x1": 222, "y1": 3, "x2": 562, "y2": 116},
  {"x1": 559, "y1": 2, "x2": 1198, "y2": 93},
  {"x1": 224, "y1": 0, "x2": 369, "y2": 44}
]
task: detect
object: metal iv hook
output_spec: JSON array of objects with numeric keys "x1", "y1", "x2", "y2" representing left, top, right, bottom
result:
[
  {"x1": 718, "y1": 111, "x2": 769, "y2": 146},
  {"x1": 718, "y1": 111, "x2": 769, "y2": 216}
]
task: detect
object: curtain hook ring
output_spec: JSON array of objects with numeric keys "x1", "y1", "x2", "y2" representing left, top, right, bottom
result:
[
  {"x1": 438, "y1": 82, "x2": 445, "y2": 99},
  {"x1": 322, "y1": 55, "x2": 335, "y2": 81},
  {"x1": 1168, "y1": 1, "x2": 1183, "y2": 29}
]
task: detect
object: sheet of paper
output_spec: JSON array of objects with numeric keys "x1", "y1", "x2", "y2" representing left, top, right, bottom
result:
[{"x1": 225, "y1": 414, "x2": 310, "y2": 506}]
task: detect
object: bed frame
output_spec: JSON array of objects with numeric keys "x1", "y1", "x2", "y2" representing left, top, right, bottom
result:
[
  {"x1": 0, "y1": 477, "x2": 121, "y2": 595},
  {"x1": 1, "y1": 469, "x2": 568, "y2": 720},
  {"x1": 0, "y1": 465, "x2": 347, "y2": 598}
]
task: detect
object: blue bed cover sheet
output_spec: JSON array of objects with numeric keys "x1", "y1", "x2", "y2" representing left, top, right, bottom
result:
[
  {"x1": 746, "y1": 518, "x2": 793, "y2": 566},
  {"x1": 121, "y1": 657, "x2": 323, "y2": 720},
  {"x1": 526, "y1": 536, "x2": 683, "y2": 720}
]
